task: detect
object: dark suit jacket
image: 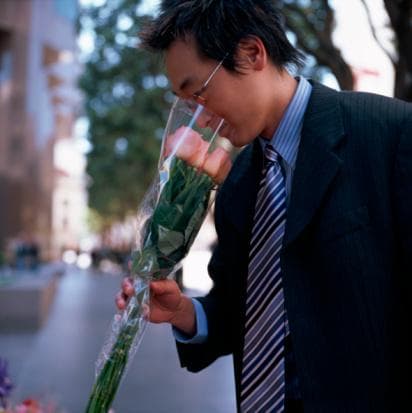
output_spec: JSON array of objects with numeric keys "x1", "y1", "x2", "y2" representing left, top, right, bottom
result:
[{"x1": 176, "y1": 82, "x2": 412, "y2": 412}]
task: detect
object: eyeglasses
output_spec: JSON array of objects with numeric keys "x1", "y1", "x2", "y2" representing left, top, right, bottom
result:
[{"x1": 190, "y1": 56, "x2": 226, "y2": 106}]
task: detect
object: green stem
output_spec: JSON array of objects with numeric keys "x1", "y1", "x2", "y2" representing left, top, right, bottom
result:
[{"x1": 85, "y1": 286, "x2": 147, "y2": 412}]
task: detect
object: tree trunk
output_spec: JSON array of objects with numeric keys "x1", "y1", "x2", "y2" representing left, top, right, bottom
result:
[
  {"x1": 316, "y1": 47, "x2": 354, "y2": 91},
  {"x1": 394, "y1": 53, "x2": 412, "y2": 102},
  {"x1": 280, "y1": 0, "x2": 355, "y2": 91},
  {"x1": 383, "y1": 0, "x2": 412, "y2": 101}
]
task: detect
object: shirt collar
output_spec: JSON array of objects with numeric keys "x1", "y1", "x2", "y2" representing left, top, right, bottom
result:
[{"x1": 259, "y1": 76, "x2": 312, "y2": 168}]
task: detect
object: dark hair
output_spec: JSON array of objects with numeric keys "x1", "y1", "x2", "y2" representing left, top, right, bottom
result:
[{"x1": 140, "y1": 0, "x2": 304, "y2": 72}]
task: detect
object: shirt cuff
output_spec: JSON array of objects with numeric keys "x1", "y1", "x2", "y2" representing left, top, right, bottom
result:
[{"x1": 172, "y1": 298, "x2": 208, "y2": 344}]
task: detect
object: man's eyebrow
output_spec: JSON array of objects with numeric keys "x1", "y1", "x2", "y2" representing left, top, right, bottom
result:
[{"x1": 172, "y1": 76, "x2": 195, "y2": 96}]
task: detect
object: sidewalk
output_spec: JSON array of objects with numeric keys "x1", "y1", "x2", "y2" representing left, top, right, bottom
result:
[{"x1": 0, "y1": 266, "x2": 236, "y2": 412}]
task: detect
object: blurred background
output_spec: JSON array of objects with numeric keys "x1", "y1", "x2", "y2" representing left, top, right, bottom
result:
[{"x1": 0, "y1": 0, "x2": 410, "y2": 411}]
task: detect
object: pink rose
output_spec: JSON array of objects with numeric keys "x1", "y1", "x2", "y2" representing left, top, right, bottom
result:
[
  {"x1": 164, "y1": 127, "x2": 232, "y2": 184},
  {"x1": 164, "y1": 126, "x2": 210, "y2": 169},
  {"x1": 202, "y1": 146, "x2": 232, "y2": 184}
]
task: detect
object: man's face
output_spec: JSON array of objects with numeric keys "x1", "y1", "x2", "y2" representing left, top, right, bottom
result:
[{"x1": 165, "y1": 37, "x2": 269, "y2": 147}]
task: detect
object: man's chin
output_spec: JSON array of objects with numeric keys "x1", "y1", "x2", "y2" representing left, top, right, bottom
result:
[{"x1": 223, "y1": 128, "x2": 255, "y2": 148}]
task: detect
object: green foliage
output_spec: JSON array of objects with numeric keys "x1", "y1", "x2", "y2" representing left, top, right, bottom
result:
[{"x1": 78, "y1": 0, "x2": 171, "y2": 225}]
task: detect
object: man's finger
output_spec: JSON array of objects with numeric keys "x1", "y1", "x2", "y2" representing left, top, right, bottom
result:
[
  {"x1": 121, "y1": 278, "x2": 134, "y2": 296},
  {"x1": 115, "y1": 292, "x2": 126, "y2": 310},
  {"x1": 142, "y1": 303, "x2": 150, "y2": 320},
  {"x1": 150, "y1": 280, "x2": 174, "y2": 295}
]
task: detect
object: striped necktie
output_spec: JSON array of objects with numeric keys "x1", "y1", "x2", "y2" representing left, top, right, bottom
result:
[{"x1": 240, "y1": 144, "x2": 289, "y2": 413}]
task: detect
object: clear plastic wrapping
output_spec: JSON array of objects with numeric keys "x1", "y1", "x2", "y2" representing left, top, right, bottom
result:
[{"x1": 85, "y1": 99, "x2": 232, "y2": 412}]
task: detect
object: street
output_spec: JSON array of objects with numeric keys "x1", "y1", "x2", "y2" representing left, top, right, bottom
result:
[{"x1": 0, "y1": 266, "x2": 236, "y2": 412}]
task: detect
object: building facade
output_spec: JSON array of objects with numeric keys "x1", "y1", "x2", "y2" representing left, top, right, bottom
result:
[{"x1": 0, "y1": 0, "x2": 85, "y2": 261}]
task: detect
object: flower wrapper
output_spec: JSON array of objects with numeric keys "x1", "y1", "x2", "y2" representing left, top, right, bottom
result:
[{"x1": 85, "y1": 99, "x2": 232, "y2": 412}]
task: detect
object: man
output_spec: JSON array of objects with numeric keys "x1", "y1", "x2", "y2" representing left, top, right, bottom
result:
[{"x1": 117, "y1": 1, "x2": 412, "y2": 411}]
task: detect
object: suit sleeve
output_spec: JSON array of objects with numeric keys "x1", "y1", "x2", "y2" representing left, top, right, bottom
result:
[
  {"x1": 393, "y1": 114, "x2": 412, "y2": 268},
  {"x1": 391, "y1": 109, "x2": 412, "y2": 391}
]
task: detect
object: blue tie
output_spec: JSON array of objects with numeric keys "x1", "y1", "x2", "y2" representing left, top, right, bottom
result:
[{"x1": 240, "y1": 144, "x2": 289, "y2": 412}]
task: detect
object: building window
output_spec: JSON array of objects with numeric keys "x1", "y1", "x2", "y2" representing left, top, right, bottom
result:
[{"x1": 0, "y1": 29, "x2": 12, "y2": 85}]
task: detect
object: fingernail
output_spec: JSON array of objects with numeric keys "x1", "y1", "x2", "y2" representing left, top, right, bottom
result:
[{"x1": 142, "y1": 304, "x2": 149, "y2": 318}]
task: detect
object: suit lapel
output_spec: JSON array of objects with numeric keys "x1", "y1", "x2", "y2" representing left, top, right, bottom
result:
[
  {"x1": 222, "y1": 140, "x2": 262, "y2": 238},
  {"x1": 283, "y1": 82, "x2": 345, "y2": 247},
  {"x1": 222, "y1": 82, "x2": 345, "y2": 247}
]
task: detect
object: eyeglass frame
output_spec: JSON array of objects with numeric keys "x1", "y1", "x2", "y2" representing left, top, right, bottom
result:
[{"x1": 191, "y1": 55, "x2": 227, "y2": 105}]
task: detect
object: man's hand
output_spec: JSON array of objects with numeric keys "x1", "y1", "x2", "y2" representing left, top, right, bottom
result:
[{"x1": 115, "y1": 278, "x2": 196, "y2": 336}]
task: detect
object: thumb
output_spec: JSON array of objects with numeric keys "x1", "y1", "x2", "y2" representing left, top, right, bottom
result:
[{"x1": 150, "y1": 280, "x2": 175, "y2": 295}]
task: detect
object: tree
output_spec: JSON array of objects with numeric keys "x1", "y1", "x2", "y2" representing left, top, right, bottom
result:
[
  {"x1": 276, "y1": 0, "x2": 355, "y2": 90},
  {"x1": 279, "y1": 0, "x2": 412, "y2": 101},
  {"x1": 78, "y1": 0, "x2": 170, "y2": 226},
  {"x1": 80, "y1": 0, "x2": 411, "y2": 230},
  {"x1": 361, "y1": 0, "x2": 412, "y2": 101}
]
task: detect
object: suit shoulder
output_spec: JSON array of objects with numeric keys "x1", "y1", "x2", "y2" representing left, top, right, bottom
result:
[
  {"x1": 337, "y1": 90, "x2": 412, "y2": 128},
  {"x1": 329, "y1": 90, "x2": 411, "y2": 157}
]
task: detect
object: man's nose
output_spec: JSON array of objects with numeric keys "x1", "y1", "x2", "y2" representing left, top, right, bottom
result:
[{"x1": 195, "y1": 109, "x2": 213, "y2": 129}]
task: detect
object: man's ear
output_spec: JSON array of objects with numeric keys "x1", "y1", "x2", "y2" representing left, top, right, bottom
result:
[{"x1": 235, "y1": 36, "x2": 267, "y2": 72}]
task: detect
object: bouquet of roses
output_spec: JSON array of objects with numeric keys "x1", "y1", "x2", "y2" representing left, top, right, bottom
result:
[{"x1": 85, "y1": 99, "x2": 232, "y2": 412}]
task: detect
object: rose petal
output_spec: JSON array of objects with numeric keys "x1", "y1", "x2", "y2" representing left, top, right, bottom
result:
[
  {"x1": 164, "y1": 126, "x2": 209, "y2": 168},
  {"x1": 202, "y1": 147, "x2": 232, "y2": 184}
]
